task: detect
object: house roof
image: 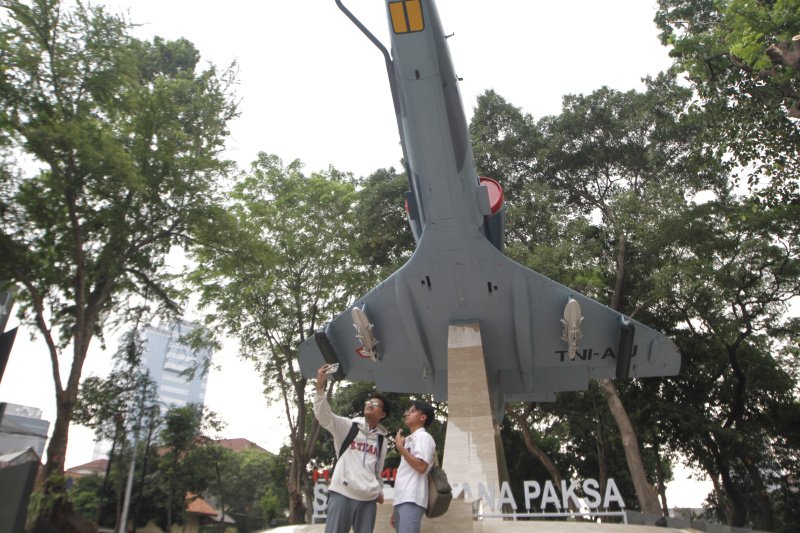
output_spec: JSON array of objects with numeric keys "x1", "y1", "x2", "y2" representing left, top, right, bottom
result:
[
  {"x1": 185, "y1": 493, "x2": 218, "y2": 517},
  {"x1": 66, "y1": 458, "x2": 108, "y2": 477},
  {"x1": 0, "y1": 447, "x2": 40, "y2": 466},
  {"x1": 215, "y1": 438, "x2": 270, "y2": 454}
]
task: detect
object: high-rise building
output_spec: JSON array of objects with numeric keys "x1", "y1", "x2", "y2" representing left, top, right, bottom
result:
[
  {"x1": 141, "y1": 321, "x2": 210, "y2": 410},
  {"x1": 90, "y1": 320, "x2": 211, "y2": 460}
]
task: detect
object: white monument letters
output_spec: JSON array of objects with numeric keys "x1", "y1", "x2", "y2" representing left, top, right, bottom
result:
[{"x1": 312, "y1": 477, "x2": 625, "y2": 516}]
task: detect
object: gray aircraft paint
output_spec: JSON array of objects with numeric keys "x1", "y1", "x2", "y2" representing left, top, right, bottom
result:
[{"x1": 299, "y1": 0, "x2": 680, "y2": 420}]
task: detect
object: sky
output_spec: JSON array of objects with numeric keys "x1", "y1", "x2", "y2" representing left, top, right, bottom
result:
[{"x1": 0, "y1": 0, "x2": 714, "y2": 508}]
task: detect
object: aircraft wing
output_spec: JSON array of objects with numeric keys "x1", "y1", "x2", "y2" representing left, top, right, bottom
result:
[{"x1": 298, "y1": 226, "x2": 680, "y2": 412}]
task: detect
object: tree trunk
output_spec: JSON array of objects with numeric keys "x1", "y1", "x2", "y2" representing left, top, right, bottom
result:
[
  {"x1": 508, "y1": 406, "x2": 578, "y2": 512},
  {"x1": 287, "y1": 446, "x2": 308, "y2": 524},
  {"x1": 42, "y1": 394, "x2": 73, "y2": 481},
  {"x1": 654, "y1": 443, "x2": 669, "y2": 516},
  {"x1": 31, "y1": 398, "x2": 96, "y2": 532},
  {"x1": 602, "y1": 232, "x2": 662, "y2": 514},
  {"x1": 742, "y1": 457, "x2": 773, "y2": 530},
  {"x1": 132, "y1": 418, "x2": 157, "y2": 532},
  {"x1": 33, "y1": 307, "x2": 97, "y2": 532},
  {"x1": 610, "y1": 233, "x2": 626, "y2": 311},
  {"x1": 31, "y1": 394, "x2": 95, "y2": 532},
  {"x1": 718, "y1": 462, "x2": 747, "y2": 526},
  {"x1": 99, "y1": 422, "x2": 121, "y2": 526},
  {"x1": 115, "y1": 437, "x2": 128, "y2": 529},
  {"x1": 595, "y1": 414, "x2": 608, "y2": 500},
  {"x1": 709, "y1": 473, "x2": 733, "y2": 524},
  {"x1": 216, "y1": 459, "x2": 225, "y2": 533},
  {"x1": 598, "y1": 379, "x2": 661, "y2": 513}
]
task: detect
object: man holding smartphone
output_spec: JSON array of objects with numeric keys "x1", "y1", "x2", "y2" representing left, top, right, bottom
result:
[
  {"x1": 391, "y1": 401, "x2": 436, "y2": 533},
  {"x1": 314, "y1": 364, "x2": 390, "y2": 533}
]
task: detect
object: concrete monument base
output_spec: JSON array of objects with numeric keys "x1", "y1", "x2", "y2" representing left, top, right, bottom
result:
[
  {"x1": 272, "y1": 516, "x2": 686, "y2": 533},
  {"x1": 442, "y1": 323, "x2": 506, "y2": 502}
]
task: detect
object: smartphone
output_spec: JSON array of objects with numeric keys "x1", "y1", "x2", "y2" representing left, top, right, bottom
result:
[{"x1": 325, "y1": 363, "x2": 339, "y2": 375}]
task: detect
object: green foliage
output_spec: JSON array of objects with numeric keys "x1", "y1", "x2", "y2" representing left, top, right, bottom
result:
[
  {"x1": 352, "y1": 167, "x2": 415, "y2": 281},
  {"x1": 470, "y1": 89, "x2": 544, "y2": 198},
  {"x1": 469, "y1": 72, "x2": 798, "y2": 523},
  {"x1": 0, "y1": 0, "x2": 238, "y2": 344},
  {"x1": 0, "y1": 3, "x2": 237, "y2": 526},
  {"x1": 67, "y1": 475, "x2": 103, "y2": 522},
  {"x1": 652, "y1": 195, "x2": 799, "y2": 528},
  {"x1": 190, "y1": 154, "x2": 361, "y2": 380},
  {"x1": 189, "y1": 154, "x2": 368, "y2": 522},
  {"x1": 74, "y1": 328, "x2": 160, "y2": 442},
  {"x1": 259, "y1": 489, "x2": 283, "y2": 526},
  {"x1": 655, "y1": 0, "x2": 800, "y2": 207},
  {"x1": 157, "y1": 404, "x2": 224, "y2": 527}
]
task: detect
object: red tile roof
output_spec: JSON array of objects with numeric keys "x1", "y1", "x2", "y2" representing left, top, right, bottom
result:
[
  {"x1": 66, "y1": 459, "x2": 108, "y2": 477},
  {"x1": 215, "y1": 438, "x2": 270, "y2": 454},
  {"x1": 185, "y1": 493, "x2": 218, "y2": 517}
]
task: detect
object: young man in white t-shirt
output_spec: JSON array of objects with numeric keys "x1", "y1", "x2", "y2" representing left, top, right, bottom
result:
[{"x1": 391, "y1": 401, "x2": 436, "y2": 533}]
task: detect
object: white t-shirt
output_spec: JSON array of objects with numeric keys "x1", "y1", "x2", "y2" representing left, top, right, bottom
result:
[{"x1": 393, "y1": 428, "x2": 435, "y2": 508}]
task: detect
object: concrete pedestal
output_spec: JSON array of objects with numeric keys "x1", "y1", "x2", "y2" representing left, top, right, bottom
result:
[{"x1": 441, "y1": 322, "x2": 503, "y2": 503}]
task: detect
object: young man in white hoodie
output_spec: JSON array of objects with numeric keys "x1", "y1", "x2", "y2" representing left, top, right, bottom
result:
[{"x1": 314, "y1": 364, "x2": 390, "y2": 533}]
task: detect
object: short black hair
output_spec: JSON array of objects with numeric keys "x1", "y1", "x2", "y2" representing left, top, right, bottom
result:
[
  {"x1": 369, "y1": 393, "x2": 391, "y2": 418},
  {"x1": 410, "y1": 400, "x2": 435, "y2": 428}
]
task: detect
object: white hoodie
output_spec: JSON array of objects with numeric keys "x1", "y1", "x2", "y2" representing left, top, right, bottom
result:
[{"x1": 314, "y1": 391, "x2": 388, "y2": 501}]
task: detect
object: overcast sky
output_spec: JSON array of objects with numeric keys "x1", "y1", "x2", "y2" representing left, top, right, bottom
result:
[{"x1": 0, "y1": 0, "x2": 714, "y2": 508}]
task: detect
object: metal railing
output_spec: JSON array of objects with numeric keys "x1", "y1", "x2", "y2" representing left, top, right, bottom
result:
[
  {"x1": 312, "y1": 510, "x2": 628, "y2": 524},
  {"x1": 478, "y1": 510, "x2": 627, "y2": 523}
]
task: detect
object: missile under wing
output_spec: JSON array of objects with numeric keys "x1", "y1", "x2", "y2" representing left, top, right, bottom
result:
[{"x1": 299, "y1": 0, "x2": 680, "y2": 417}]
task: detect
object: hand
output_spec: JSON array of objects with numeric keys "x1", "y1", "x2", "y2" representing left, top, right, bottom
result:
[
  {"x1": 395, "y1": 429, "x2": 405, "y2": 450},
  {"x1": 316, "y1": 364, "x2": 330, "y2": 391},
  {"x1": 377, "y1": 491, "x2": 384, "y2": 504}
]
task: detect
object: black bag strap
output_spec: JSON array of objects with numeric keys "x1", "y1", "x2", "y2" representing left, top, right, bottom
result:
[
  {"x1": 338, "y1": 422, "x2": 360, "y2": 458},
  {"x1": 336, "y1": 421, "x2": 385, "y2": 476}
]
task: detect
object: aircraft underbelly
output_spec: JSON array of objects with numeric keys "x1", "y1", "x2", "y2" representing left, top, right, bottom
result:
[{"x1": 298, "y1": 226, "x2": 680, "y2": 405}]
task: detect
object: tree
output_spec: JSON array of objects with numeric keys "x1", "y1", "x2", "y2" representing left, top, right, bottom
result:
[
  {"x1": 0, "y1": 1, "x2": 236, "y2": 528},
  {"x1": 158, "y1": 404, "x2": 223, "y2": 529},
  {"x1": 189, "y1": 154, "x2": 363, "y2": 523},
  {"x1": 655, "y1": 0, "x2": 800, "y2": 207},
  {"x1": 67, "y1": 474, "x2": 103, "y2": 523},
  {"x1": 181, "y1": 444, "x2": 236, "y2": 532},
  {"x1": 657, "y1": 196, "x2": 800, "y2": 529},
  {"x1": 351, "y1": 167, "x2": 415, "y2": 280},
  {"x1": 220, "y1": 447, "x2": 288, "y2": 531},
  {"x1": 470, "y1": 78, "x2": 729, "y2": 514},
  {"x1": 538, "y1": 78, "x2": 726, "y2": 514},
  {"x1": 73, "y1": 328, "x2": 160, "y2": 528}
]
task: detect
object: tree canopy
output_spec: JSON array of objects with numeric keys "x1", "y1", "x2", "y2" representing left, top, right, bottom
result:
[
  {"x1": 655, "y1": 0, "x2": 800, "y2": 207},
  {"x1": 0, "y1": 0, "x2": 237, "y2": 529}
]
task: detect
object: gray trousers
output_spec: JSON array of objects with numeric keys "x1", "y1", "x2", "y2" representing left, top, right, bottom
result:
[
  {"x1": 393, "y1": 502, "x2": 425, "y2": 533},
  {"x1": 325, "y1": 491, "x2": 377, "y2": 533}
]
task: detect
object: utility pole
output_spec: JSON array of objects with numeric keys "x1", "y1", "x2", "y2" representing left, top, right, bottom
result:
[{"x1": 118, "y1": 379, "x2": 148, "y2": 533}]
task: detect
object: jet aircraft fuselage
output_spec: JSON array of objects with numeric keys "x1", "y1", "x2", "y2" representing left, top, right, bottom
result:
[{"x1": 299, "y1": 0, "x2": 680, "y2": 419}]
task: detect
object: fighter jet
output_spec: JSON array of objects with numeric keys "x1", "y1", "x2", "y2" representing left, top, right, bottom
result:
[{"x1": 299, "y1": 0, "x2": 680, "y2": 419}]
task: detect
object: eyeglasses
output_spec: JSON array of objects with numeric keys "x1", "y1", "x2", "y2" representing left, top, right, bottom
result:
[{"x1": 364, "y1": 400, "x2": 383, "y2": 409}]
